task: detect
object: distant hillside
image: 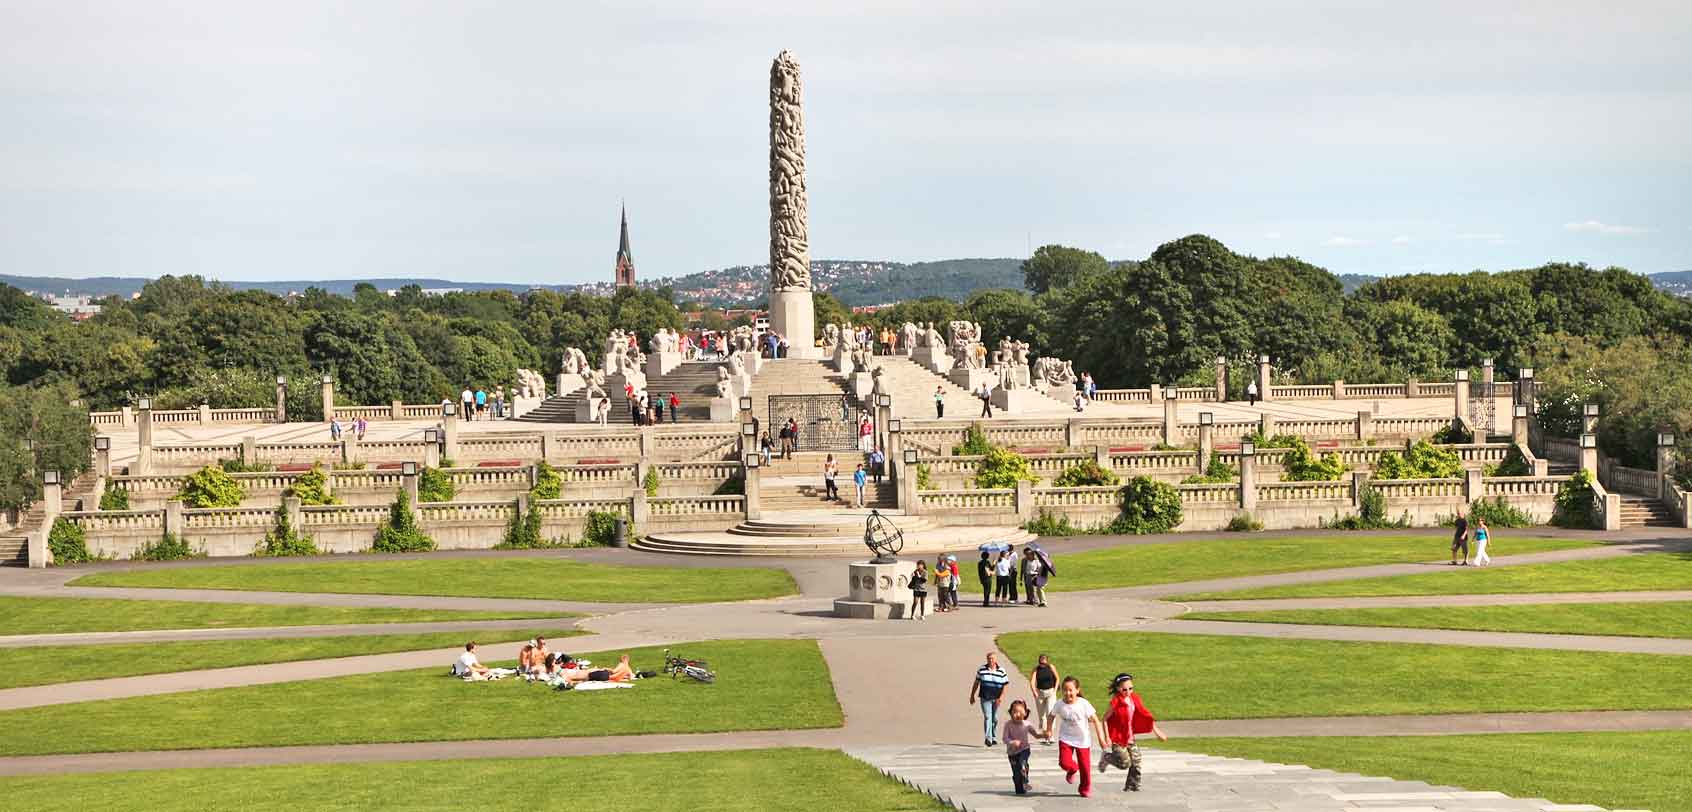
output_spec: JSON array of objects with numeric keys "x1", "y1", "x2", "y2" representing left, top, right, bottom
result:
[
  {"x1": 647, "y1": 258, "x2": 1026, "y2": 307},
  {"x1": 1336, "y1": 273, "x2": 1379, "y2": 294},
  {"x1": 0, "y1": 273, "x2": 552, "y2": 299},
  {"x1": 1648, "y1": 271, "x2": 1692, "y2": 297}
]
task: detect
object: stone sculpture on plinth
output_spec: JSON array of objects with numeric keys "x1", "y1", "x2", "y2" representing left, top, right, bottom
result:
[{"x1": 767, "y1": 50, "x2": 817, "y2": 358}]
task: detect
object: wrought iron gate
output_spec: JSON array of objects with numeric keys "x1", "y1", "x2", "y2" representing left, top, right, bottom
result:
[
  {"x1": 1469, "y1": 377, "x2": 1497, "y2": 437},
  {"x1": 768, "y1": 394, "x2": 864, "y2": 451}
]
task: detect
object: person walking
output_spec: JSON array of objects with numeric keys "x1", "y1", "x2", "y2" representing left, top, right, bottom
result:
[
  {"x1": 857, "y1": 414, "x2": 874, "y2": 453},
  {"x1": 329, "y1": 417, "x2": 343, "y2": 441},
  {"x1": 1028, "y1": 653, "x2": 1061, "y2": 742},
  {"x1": 668, "y1": 392, "x2": 680, "y2": 423},
  {"x1": 994, "y1": 550, "x2": 1014, "y2": 604},
  {"x1": 474, "y1": 388, "x2": 487, "y2": 421},
  {"x1": 968, "y1": 652, "x2": 1010, "y2": 747},
  {"x1": 787, "y1": 418, "x2": 800, "y2": 455},
  {"x1": 979, "y1": 383, "x2": 994, "y2": 418},
  {"x1": 1474, "y1": 517, "x2": 1492, "y2": 566},
  {"x1": 1098, "y1": 672, "x2": 1168, "y2": 792},
  {"x1": 908, "y1": 560, "x2": 928, "y2": 621},
  {"x1": 1246, "y1": 379, "x2": 1258, "y2": 406},
  {"x1": 869, "y1": 447, "x2": 885, "y2": 484},
  {"x1": 1003, "y1": 700, "x2": 1039, "y2": 796},
  {"x1": 853, "y1": 463, "x2": 867, "y2": 508},
  {"x1": 948, "y1": 555, "x2": 961, "y2": 610},
  {"x1": 933, "y1": 554, "x2": 951, "y2": 612},
  {"x1": 823, "y1": 454, "x2": 839, "y2": 502},
  {"x1": 760, "y1": 432, "x2": 773, "y2": 466},
  {"x1": 596, "y1": 397, "x2": 610, "y2": 426},
  {"x1": 934, "y1": 386, "x2": 945, "y2": 419},
  {"x1": 1451, "y1": 508, "x2": 1470, "y2": 566},
  {"x1": 978, "y1": 550, "x2": 995, "y2": 607},
  {"x1": 460, "y1": 387, "x2": 475, "y2": 420},
  {"x1": 1053, "y1": 676, "x2": 1107, "y2": 797},
  {"x1": 354, "y1": 416, "x2": 367, "y2": 441}
]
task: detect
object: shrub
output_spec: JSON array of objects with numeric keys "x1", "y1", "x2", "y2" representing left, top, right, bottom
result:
[
  {"x1": 176, "y1": 466, "x2": 245, "y2": 508},
  {"x1": 582, "y1": 510, "x2": 622, "y2": 546},
  {"x1": 713, "y1": 476, "x2": 745, "y2": 496},
  {"x1": 47, "y1": 517, "x2": 92, "y2": 565},
  {"x1": 916, "y1": 464, "x2": 937, "y2": 491},
  {"x1": 530, "y1": 461, "x2": 562, "y2": 500},
  {"x1": 1484, "y1": 446, "x2": 1533, "y2": 477},
  {"x1": 976, "y1": 446, "x2": 1040, "y2": 489},
  {"x1": 953, "y1": 423, "x2": 993, "y2": 456},
  {"x1": 1053, "y1": 460, "x2": 1120, "y2": 488},
  {"x1": 643, "y1": 466, "x2": 661, "y2": 497},
  {"x1": 498, "y1": 501, "x2": 546, "y2": 549},
  {"x1": 1023, "y1": 510, "x2": 1113, "y2": 536},
  {"x1": 218, "y1": 458, "x2": 273, "y2": 473},
  {"x1": 1324, "y1": 483, "x2": 1411, "y2": 530},
  {"x1": 1374, "y1": 440, "x2": 1464, "y2": 480},
  {"x1": 373, "y1": 491, "x2": 436, "y2": 552},
  {"x1": 1551, "y1": 470, "x2": 1600, "y2": 529},
  {"x1": 1150, "y1": 442, "x2": 1183, "y2": 452},
  {"x1": 284, "y1": 464, "x2": 338, "y2": 506},
  {"x1": 1244, "y1": 429, "x2": 1301, "y2": 449},
  {"x1": 1280, "y1": 439, "x2": 1349, "y2": 482},
  {"x1": 1182, "y1": 457, "x2": 1238, "y2": 484},
  {"x1": 256, "y1": 510, "x2": 318, "y2": 557},
  {"x1": 135, "y1": 533, "x2": 202, "y2": 561},
  {"x1": 1109, "y1": 476, "x2": 1183, "y2": 534},
  {"x1": 99, "y1": 483, "x2": 130, "y2": 511},
  {"x1": 1456, "y1": 497, "x2": 1538, "y2": 528},
  {"x1": 1432, "y1": 422, "x2": 1473, "y2": 444},
  {"x1": 418, "y1": 467, "x2": 455, "y2": 503},
  {"x1": 1225, "y1": 513, "x2": 1264, "y2": 532}
]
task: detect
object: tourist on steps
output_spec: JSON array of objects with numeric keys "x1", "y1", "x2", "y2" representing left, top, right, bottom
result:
[
  {"x1": 853, "y1": 463, "x2": 867, "y2": 507},
  {"x1": 823, "y1": 454, "x2": 839, "y2": 501},
  {"x1": 869, "y1": 447, "x2": 885, "y2": 483},
  {"x1": 668, "y1": 392, "x2": 679, "y2": 423},
  {"x1": 935, "y1": 386, "x2": 945, "y2": 419},
  {"x1": 979, "y1": 383, "x2": 994, "y2": 418}
]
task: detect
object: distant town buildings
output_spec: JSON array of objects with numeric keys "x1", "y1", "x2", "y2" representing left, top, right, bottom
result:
[{"x1": 32, "y1": 293, "x2": 101, "y2": 321}]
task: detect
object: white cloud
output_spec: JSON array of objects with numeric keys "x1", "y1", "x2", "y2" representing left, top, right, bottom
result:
[
  {"x1": 1390, "y1": 235, "x2": 1412, "y2": 245},
  {"x1": 1563, "y1": 220, "x2": 1649, "y2": 236},
  {"x1": 1263, "y1": 231, "x2": 1282, "y2": 240},
  {"x1": 1323, "y1": 236, "x2": 1367, "y2": 247},
  {"x1": 1455, "y1": 232, "x2": 1506, "y2": 240}
]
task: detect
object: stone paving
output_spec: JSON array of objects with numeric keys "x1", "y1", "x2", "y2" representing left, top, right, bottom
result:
[{"x1": 849, "y1": 744, "x2": 1626, "y2": 811}]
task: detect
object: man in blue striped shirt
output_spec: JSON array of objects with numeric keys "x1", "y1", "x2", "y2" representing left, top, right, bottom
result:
[{"x1": 969, "y1": 652, "x2": 1011, "y2": 747}]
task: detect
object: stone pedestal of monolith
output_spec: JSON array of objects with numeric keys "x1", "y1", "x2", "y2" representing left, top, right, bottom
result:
[
  {"x1": 833, "y1": 561, "x2": 912, "y2": 619},
  {"x1": 913, "y1": 345, "x2": 950, "y2": 374},
  {"x1": 992, "y1": 388, "x2": 1043, "y2": 415},
  {"x1": 645, "y1": 351, "x2": 682, "y2": 379}
]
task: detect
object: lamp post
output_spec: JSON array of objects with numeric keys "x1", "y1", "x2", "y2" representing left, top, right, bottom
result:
[
  {"x1": 742, "y1": 451, "x2": 762, "y2": 520},
  {"x1": 275, "y1": 375, "x2": 288, "y2": 423}
]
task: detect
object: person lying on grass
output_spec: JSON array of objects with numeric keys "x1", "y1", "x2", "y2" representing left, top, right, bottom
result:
[{"x1": 549, "y1": 654, "x2": 637, "y2": 686}]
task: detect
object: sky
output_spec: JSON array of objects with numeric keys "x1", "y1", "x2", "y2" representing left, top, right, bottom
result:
[{"x1": 2, "y1": 1, "x2": 1689, "y2": 285}]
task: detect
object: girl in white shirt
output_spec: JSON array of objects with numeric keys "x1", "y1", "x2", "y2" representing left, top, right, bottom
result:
[{"x1": 1052, "y1": 675, "x2": 1108, "y2": 797}]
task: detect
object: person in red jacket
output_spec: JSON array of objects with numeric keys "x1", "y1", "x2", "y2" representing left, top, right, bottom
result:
[{"x1": 1099, "y1": 672, "x2": 1167, "y2": 792}]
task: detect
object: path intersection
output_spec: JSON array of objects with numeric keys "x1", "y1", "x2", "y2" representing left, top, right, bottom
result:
[{"x1": 1, "y1": 527, "x2": 1687, "y2": 810}]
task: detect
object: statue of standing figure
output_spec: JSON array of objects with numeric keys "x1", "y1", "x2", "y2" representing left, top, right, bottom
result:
[
  {"x1": 900, "y1": 322, "x2": 919, "y2": 354},
  {"x1": 948, "y1": 321, "x2": 983, "y2": 370},
  {"x1": 821, "y1": 323, "x2": 841, "y2": 354},
  {"x1": 921, "y1": 322, "x2": 943, "y2": 349}
]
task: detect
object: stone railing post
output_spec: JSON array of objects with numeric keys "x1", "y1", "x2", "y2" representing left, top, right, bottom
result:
[
  {"x1": 1014, "y1": 479, "x2": 1035, "y2": 523},
  {"x1": 164, "y1": 499, "x2": 185, "y2": 538},
  {"x1": 275, "y1": 376, "x2": 288, "y2": 423},
  {"x1": 1406, "y1": 378, "x2": 1420, "y2": 398},
  {"x1": 1258, "y1": 413, "x2": 1277, "y2": 441},
  {"x1": 1453, "y1": 369, "x2": 1469, "y2": 425},
  {"x1": 1214, "y1": 356, "x2": 1227, "y2": 402},
  {"x1": 121, "y1": 405, "x2": 133, "y2": 428},
  {"x1": 423, "y1": 431, "x2": 441, "y2": 469},
  {"x1": 630, "y1": 490, "x2": 650, "y2": 537},
  {"x1": 134, "y1": 399, "x2": 154, "y2": 475},
  {"x1": 538, "y1": 433, "x2": 552, "y2": 465},
  {"x1": 527, "y1": 464, "x2": 539, "y2": 491},
  {"x1": 1148, "y1": 383, "x2": 1163, "y2": 404},
  {"x1": 1161, "y1": 386, "x2": 1178, "y2": 446},
  {"x1": 242, "y1": 436, "x2": 257, "y2": 467},
  {"x1": 94, "y1": 437, "x2": 111, "y2": 479},
  {"x1": 28, "y1": 472, "x2": 64, "y2": 568},
  {"x1": 1481, "y1": 358, "x2": 1495, "y2": 388},
  {"x1": 320, "y1": 375, "x2": 335, "y2": 422},
  {"x1": 42, "y1": 471, "x2": 62, "y2": 521},
  {"x1": 283, "y1": 495, "x2": 303, "y2": 532},
  {"x1": 888, "y1": 421, "x2": 904, "y2": 485},
  {"x1": 198, "y1": 403, "x2": 211, "y2": 426},
  {"x1": 1256, "y1": 355, "x2": 1272, "y2": 402},
  {"x1": 638, "y1": 426, "x2": 655, "y2": 460},
  {"x1": 1512, "y1": 405, "x2": 1530, "y2": 446},
  {"x1": 1356, "y1": 410, "x2": 1372, "y2": 442},
  {"x1": 1579, "y1": 433, "x2": 1598, "y2": 476},
  {"x1": 1351, "y1": 471, "x2": 1369, "y2": 509},
  {"x1": 1517, "y1": 368, "x2": 1536, "y2": 410},
  {"x1": 1464, "y1": 469, "x2": 1484, "y2": 504},
  {"x1": 1197, "y1": 413, "x2": 1214, "y2": 474},
  {"x1": 1093, "y1": 444, "x2": 1110, "y2": 469},
  {"x1": 743, "y1": 455, "x2": 762, "y2": 520},
  {"x1": 1064, "y1": 418, "x2": 1080, "y2": 450},
  {"x1": 341, "y1": 437, "x2": 355, "y2": 466},
  {"x1": 401, "y1": 462, "x2": 421, "y2": 515},
  {"x1": 442, "y1": 405, "x2": 460, "y2": 461},
  {"x1": 391, "y1": 400, "x2": 403, "y2": 420},
  {"x1": 1333, "y1": 380, "x2": 1345, "y2": 399},
  {"x1": 1239, "y1": 443, "x2": 1257, "y2": 513},
  {"x1": 1582, "y1": 403, "x2": 1600, "y2": 435},
  {"x1": 1656, "y1": 433, "x2": 1676, "y2": 499}
]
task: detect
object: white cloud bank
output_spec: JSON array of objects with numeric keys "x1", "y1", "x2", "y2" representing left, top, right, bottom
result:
[
  {"x1": 1564, "y1": 220, "x2": 1649, "y2": 236},
  {"x1": 1323, "y1": 236, "x2": 1367, "y2": 247}
]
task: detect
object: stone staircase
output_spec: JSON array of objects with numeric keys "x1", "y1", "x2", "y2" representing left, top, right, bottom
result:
[
  {"x1": 3, "y1": 471, "x2": 99, "y2": 567},
  {"x1": 745, "y1": 358, "x2": 853, "y2": 420},
  {"x1": 873, "y1": 356, "x2": 984, "y2": 420},
  {"x1": 518, "y1": 362, "x2": 723, "y2": 424},
  {"x1": 635, "y1": 510, "x2": 1033, "y2": 556},
  {"x1": 761, "y1": 476, "x2": 898, "y2": 511},
  {"x1": 1618, "y1": 494, "x2": 1678, "y2": 528}
]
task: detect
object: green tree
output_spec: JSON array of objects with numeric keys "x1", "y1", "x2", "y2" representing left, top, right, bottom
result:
[{"x1": 1020, "y1": 245, "x2": 1110, "y2": 295}]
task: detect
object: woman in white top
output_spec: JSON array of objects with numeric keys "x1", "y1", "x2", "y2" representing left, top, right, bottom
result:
[{"x1": 1052, "y1": 675, "x2": 1107, "y2": 797}]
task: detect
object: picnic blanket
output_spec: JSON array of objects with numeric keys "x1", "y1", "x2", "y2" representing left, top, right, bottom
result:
[{"x1": 570, "y1": 681, "x2": 634, "y2": 692}]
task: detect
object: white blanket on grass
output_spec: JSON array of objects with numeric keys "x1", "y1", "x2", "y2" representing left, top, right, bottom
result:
[{"x1": 570, "y1": 681, "x2": 633, "y2": 691}]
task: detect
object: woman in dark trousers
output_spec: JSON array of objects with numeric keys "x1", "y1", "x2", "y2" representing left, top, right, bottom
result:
[{"x1": 978, "y1": 551, "x2": 995, "y2": 607}]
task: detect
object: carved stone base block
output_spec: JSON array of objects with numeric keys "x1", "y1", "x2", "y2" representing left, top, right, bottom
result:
[
  {"x1": 912, "y1": 345, "x2": 950, "y2": 374},
  {"x1": 606, "y1": 371, "x2": 647, "y2": 397},
  {"x1": 991, "y1": 388, "x2": 1044, "y2": 414},
  {"x1": 948, "y1": 367, "x2": 997, "y2": 394},
  {"x1": 737, "y1": 350, "x2": 764, "y2": 376},
  {"x1": 849, "y1": 372, "x2": 874, "y2": 403},
  {"x1": 769, "y1": 289, "x2": 818, "y2": 359},
  {"x1": 574, "y1": 396, "x2": 609, "y2": 422},
  {"x1": 1044, "y1": 383, "x2": 1078, "y2": 404},
  {"x1": 554, "y1": 373, "x2": 585, "y2": 397},
  {"x1": 710, "y1": 397, "x2": 737, "y2": 423},
  {"x1": 833, "y1": 560, "x2": 911, "y2": 619},
  {"x1": 833, "y1": 346, "x2": 855, "y2": 376},
  {"x1": 645, "y1": 351, "x2": 682, "y2": 379}
]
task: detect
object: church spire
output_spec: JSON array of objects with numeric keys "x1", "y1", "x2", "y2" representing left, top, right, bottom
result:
[{"x1": 614, "y1": 203, "x2": 635, "y2": 288}]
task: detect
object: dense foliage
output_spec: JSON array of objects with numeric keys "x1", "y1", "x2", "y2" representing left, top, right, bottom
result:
[
  {"x1": 530, "y1": 461, "x2": 562, "y2": 500},
  {"x1": 418, "y1": 466, "x2": 455, "y2": 503},
  {"x1": 975, "y1": 446, "x2": 1040, "y2": 489},
  {"x1": 47, "y1": 516, "x2": 92, "y2": 565},
  {"x1": 256, "y1": 510, "x2": 318, "y2": 557},
  {"x1": 1111, "y1": 476, "x2": 1183, "y2": 534},
  {"x1": 1052, "y1": 460, "x2": 1120, "y2": 488},
  {"x1": 1324, "y1": 484, "x2": 1410, "y2": 530},
  {"x1": 1280, "y1": 439, "x2": 1350, "y2": 482},
  {"x1": 1225, "y1": 513, "x2": 1264, "y2": 532},
  {"x1": 582, "y1": 510, "x2": 621, "y2": 546},
  {"x1": 372, "y1": 491, "x2": 435, "y2": 552},
  {"x1": 1373, "y1": 440, "x2": 1465, "y2": 480},
  {"x1": 953, "y1": 423, "x2": 993, "y2": 456},
  {"x1": 1551, "y1": 470, "x2": 1600, "y2": 529},
  {"x1": 1458, "y1": 497, "x2": 1538, "y2": 528},
  {"x1": 135, "y1": 533, "x2": 202, "y2": 561},
  {"x1": 99, "y1": 483, "x2": 130, "y2": 511},
  {"x1": 1485, "y1": 445, "x2": 1533, "y2": 477},
  {"x1": 175, "y1": 466, "x2": 246, "y2": 508},
  {"x1": 0, "y1": 382, "x2": 92, "y2": 512},
  {"x1": 499, "y1": 501, "x2": 547, "y2": 549},
  {"x1": 1530, "y1": 333, "x2": 1692, "y2": 469},
  {"x1": 643, "y1": 466, "x2": 661, "y2": 498},
  {"x1": 283, "y1": 464, "x2": 338, "y2": 506},
  {"x1": 1182, "y1": 457, "x2": 1238, "y2": 484}
]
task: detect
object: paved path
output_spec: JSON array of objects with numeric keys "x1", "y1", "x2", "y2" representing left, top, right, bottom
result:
[
  {"x1": 1140, "y1": 618, "x2": 1692, "y2": 655},
  {"x1": 850, "y1": 744, "x2": 1622, "y2": 811},
  {"x1": 1182, "y1": 590, "x2": 1692, "y2": 612},
  {"x1": 0, "y1": 617, "x2": 583, "y2": 648}
]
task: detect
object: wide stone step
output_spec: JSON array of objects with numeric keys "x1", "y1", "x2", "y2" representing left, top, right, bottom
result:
[{"x1": 637, "y1": 522, "x2": 1034, "y2": 557}]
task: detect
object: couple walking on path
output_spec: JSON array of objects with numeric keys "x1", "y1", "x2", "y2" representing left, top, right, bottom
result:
[
  {"x1": 1450, "y1": 510, "x2": 1494, "y2": 566},
  {"x1": 973, "y1": 652, "x2": 1168, "y2": 798}
]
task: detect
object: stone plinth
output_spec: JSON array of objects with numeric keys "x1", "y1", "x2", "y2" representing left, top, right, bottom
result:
[
  {"x1": 737, "y1": 350, "x2": 764, "y2": 376},
  {"x1": 554, "y1": 373, "x2": 585, "y2": 397},
  {"x1": 832, "y1": 346, "x2": 854, "y2": 376},
  {"x1": 1045, "y1": 383, "x2": 1077, "y2": 404},
  {"x1": 769, "y1": 290, "x2": 818, "y2": 359},
  {"x1": 912, "y1": 345, "x2": 950, "y2": 374},
  {"x1": 948, "y1": 367, "x2": 996, "y2": 394},
  {"x1": 709, "y1": 397, "x2": 737, "y2": 423},
  {"x1": 991, "y1": 388, "x2": 1044, "y2": 414},
  {"x1": 574, "y1": 396, "x2": 609, "y2": 422},
  {"x1": 833, "y1": 560, "x2": 912, "y2": 619},
  {"x1": 606, "y1": 371, "x2": 647, "y2": 397},
  {"x1": 645, "y1": 351, "x2": 683, "y2": 379},
  {"x1": 849, "y1": 372, "x2": 874, "y2": 403}
]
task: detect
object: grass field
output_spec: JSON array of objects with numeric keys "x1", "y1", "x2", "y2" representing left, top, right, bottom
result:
[
  {"x1": 0, "y1": 748, "x2": 945, "y2": 812},
  {"x1": 1172, "y1": 551, "x2": 1692, "y2": 601},
  {"x1": 0, "y1": 627, "x2": 584, "y2": 690},
  {"x1": 995, "y1": 631, "x2": 1692, "y2": 719},
  {"x1": 0, "y1": 595, "x2": 563, "y2": 636},
  {"x1": 0, "y1": 639, "x2": 840, "y2": 756},
  {"x1": 70, "y1": 558, "x2": 799, "y2": 603},
  {"x1": 1163, "y1": 732, "x2": 1692, "y2": 812},
  {"x1": 1045, "y1": 534, "x2": 1594, "y2": 593},
  {"x1": 1183, "y1": 600, "x2": 1692, "y2": 639}
]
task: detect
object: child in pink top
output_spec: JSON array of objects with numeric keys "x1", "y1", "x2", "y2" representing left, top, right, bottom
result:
[{"x1": 1002, "y1": 699, "x2": 1039, "y2": 796}]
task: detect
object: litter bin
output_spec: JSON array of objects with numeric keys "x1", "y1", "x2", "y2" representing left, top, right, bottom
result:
[{"x1": 612, "y1": 517, "x2": 628, "y2": 548}]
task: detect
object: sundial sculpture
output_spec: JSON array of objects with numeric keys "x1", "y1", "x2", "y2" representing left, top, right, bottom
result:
[{"x1": 862, "y1": 510, "x2": 904, "y2": 564}]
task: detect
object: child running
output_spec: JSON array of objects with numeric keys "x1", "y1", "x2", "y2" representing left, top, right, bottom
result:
[
  {"x1": 1002, "y1": 699, "x2": 1039, "y2": 796},
  {"x1": 1099, "y1": 672, "x2": 1168, "y2": 792},
  {"x1": 1052, "y1": 675, "x2": 1108, "y2": 797}
]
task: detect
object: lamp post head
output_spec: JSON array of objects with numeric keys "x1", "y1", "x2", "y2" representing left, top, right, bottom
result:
[
  {"x1": 1584, "y1": 403, "x2": 1600, "y2": 417},
  {"x1": 903, "y1": 448, "x2": 919, "y2": 465},
  {"x1": 138, "y1": 397, "x2": 151, "y2": 411},
  {"x1": 741, "y1": 422, "x2": 757, "y2": 437},
  {"x1": 888, "y1": 418, "x2": 902, "y2": 433},
  {"x1": 1455, "y1": 370, "x2": 1469, "y2": 381},
  {"x1": 738, "y1": 396, "x2": 754, "y2": 412},
  {"x1": 1199, "y1": 412, "x2": 1213, "y2": 426},
  {"x1": 95, "y1": 436, "x2": 110, "y2": 451},
  {"x1": 321, "y1": 375, "x2": 333, "y2": 385},
  {"x1": 1513, "y1": 405, "x2": 1528, "y2": 418},
  {"x1": 1659, "y1": 433, "x2": 1675, "y2": 448},
  {"x1": 1241, "y1": 441, "x2": 1256, "y2": 457},
  {"x1": 1520, "y1": 367, "x2": 1533, "y2": 379},
  {"x1": 401, "y1": 461, "x2": 418, "y2": 476},
  {"x1": 1579, "y1": 433, "x2": 1597, "y2": 449},
  {"x1": 424, "y1": 428, "x2": 438, "y2": 443},
  {"x1": 443, "y1": 403, "x2": 456, "y2": 417},
  {"x1": 276, "y1": 375, "x2": 287, "y2": 386},
  {"x1": 744, "y1": 453, "x2": 760, "y2": 469},
  {"x1": 44, "y1": 470, "x2": 60, "y2": 486}
]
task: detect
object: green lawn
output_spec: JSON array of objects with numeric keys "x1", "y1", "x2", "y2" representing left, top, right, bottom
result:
[
  {"x1": 0, "y1": 748, "x2": 945, "y2": 812},
  {"x1": 1164, "y1": 732, "x2": 1692, "y2": 812},
  {"x1": 1173, "y1": 551, "x2": 1692, "y2": 601},
  {"x1": 995, "y1": 631, "x2": 1692, "y2": 719},
  {"x1": 1184, "y1": 600, "x2": 1692, "y2": 639},
  {"x1": 0, "y1": 627, "x2": 585, "y2": 690},
  {"x1": 0, "y1": 595, "x2": 563, "y2": 636},
  {"x1": 1045, "y1": 533, "x2": 1594, "y2": 593},
  {"x1": 0, "y1": 639, "x2": 840, "y2": 756},
  {"x1": 70, "y1": 558, "x2": 799, "y2": 603}
]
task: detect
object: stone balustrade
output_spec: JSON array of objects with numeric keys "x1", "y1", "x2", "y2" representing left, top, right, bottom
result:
[
  {"x1": 300, "y1": 504, "x2": 392, "y2": 527},
  {"x1": 535, "y1": 498, "x2": 632, "y2": 520},
  {"x1": 1268, "y1": 385, "x2": 1332, "y2": 399},
  {"x1": 1541, "y1": 436, "x2": 1579, "y2": 464},
  {"x1": 1031, "y1": 486, "x2": 1121, "y2": 508},
  {"x1": 64, "y1": 509, "x2": 166, "y2": 534},
  {"x1": 918, "y1": 489, "x2": 1015, "y2": 511},
  {"x1": 1176, "y1": 483, "x2": 1238, "y2": 504},
  {"x1": 1111, "y1": 450, "x2": 1200, "y2": 471},
  {"x1": 1257, "y1": 481, "x2": 1351, "y2": 502},
  {"x1": 648, "y1": 495, "x2": 745, "y2": 517},
  {"x1": 183, "y1": 506, "x2": 282, "y2": 530},
  {"x1": 1602, "y1": 462, "x2": 1659, "y2": 497},
  {"x1": 1369, "y1": 478, "x2": 1464, "y2": 499},
  {"x1": 1482, "y1": 476, "x2": 1563, "y2": 498}
]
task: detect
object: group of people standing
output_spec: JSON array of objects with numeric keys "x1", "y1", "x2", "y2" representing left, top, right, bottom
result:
[
  {"x1": 974, "y1": 652, "x2": 1168, "y2": 797},
  {"x1": 327, "y1": 416, "x2": 367, "y2": 441},
  {"x1": 458, "y1": 387, "x2": 509, "y2": 421},
  {"x1": 906, "y1": 544, "x2": 1054, "y2": 620},
  {"x1": 623, "y1": 384, "x2": 680, "y2": 426}
]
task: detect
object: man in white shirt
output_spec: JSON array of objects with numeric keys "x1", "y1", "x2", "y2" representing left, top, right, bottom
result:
[
  {"x1": 1052, "y1": 675, "x2": 1108, "y2": 797},
  {"x1": 460, "y1": 389, "x2": 474, "y2": 418},
  {"x1": 453, "y1": 642, "x2": 490, "y2": 679}
]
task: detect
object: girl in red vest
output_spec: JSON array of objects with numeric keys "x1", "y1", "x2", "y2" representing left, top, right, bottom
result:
[{"x1": 1099, "y1": 672, "x2": 1168, "y2": 792}]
